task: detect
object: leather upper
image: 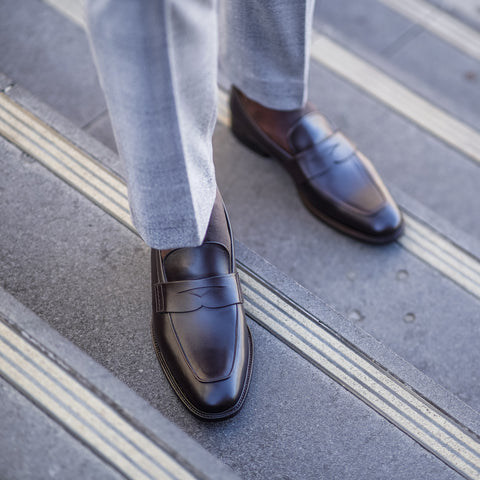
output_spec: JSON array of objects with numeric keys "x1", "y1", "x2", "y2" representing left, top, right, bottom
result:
[
  {"x1": 230, "y1": 87, "x2": 404, "y2": 242},
  {"x1": 287, "y1": 113, "x2": 387, "y2": 213},
  {"x1": 288, "y1": 111, "x2": 332, "y2": 151},
  {"x1": 151, "y1": 193, "x2": 253, "y2": 418}
]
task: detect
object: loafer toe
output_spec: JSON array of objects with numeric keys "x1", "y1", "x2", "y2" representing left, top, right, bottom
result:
[
  {"x1": 368, "y1": 202, "x2": 404, "y2": 239},
  {"x1": 188, "y1": 363, "x2": 251, "y2": 415}
]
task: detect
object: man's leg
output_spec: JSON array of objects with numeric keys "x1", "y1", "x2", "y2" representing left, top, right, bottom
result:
[
  {"x1": 220, "y1": 0, "x2": 404, "y2": 243},
  {"x1": 85, "y1": 0, "x2": 253, "y2": 420},
  {"x1": 86, "y1": 0, "x2": 217, "y2": 249},
  {"x1": 218, "y1": 0, "x2": 315, "y2": 110}
]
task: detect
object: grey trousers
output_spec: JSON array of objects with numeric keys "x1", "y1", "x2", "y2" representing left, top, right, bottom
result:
[{"x1": 86, "y1": 0, "x2": 315, "y2": 249}]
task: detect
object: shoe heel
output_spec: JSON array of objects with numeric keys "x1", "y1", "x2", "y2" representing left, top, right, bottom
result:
[
  {"x1": 230, "y1": 90, "x2": 270, "y2": 158},
  {"x1": 231, "y1": 122, "x2": 270, "y2": 157}
]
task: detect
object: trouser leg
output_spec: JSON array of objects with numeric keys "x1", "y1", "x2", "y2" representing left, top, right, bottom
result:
[
  {"x1": 219, "y1": 0, "x2": 316, "y2": 110},
  {"x1": 85, "y1": 0, "x2": 218, "y2": 249}
]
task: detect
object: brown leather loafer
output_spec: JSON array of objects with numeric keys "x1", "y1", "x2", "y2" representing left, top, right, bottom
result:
[
  {"x1": 230, "y1": 86, "x2": 404, "y2": 244},
  {"x1": 151, "y1": 192, "x2": 253, "y2": 420}
]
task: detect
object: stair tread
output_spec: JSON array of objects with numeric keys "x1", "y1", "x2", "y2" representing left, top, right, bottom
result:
[
  {"x1": 2, "y1": 0, "x2": 480, "y2": 477},
  {"x1": 315, "y1": 0, "x2": 480, "y2": 131},
  {"x1": 0, "y1": 287, "x2": 240, "y2": 480},
  {"x1": 0, "y1": 133, "x2": 474, "y2": 478}
]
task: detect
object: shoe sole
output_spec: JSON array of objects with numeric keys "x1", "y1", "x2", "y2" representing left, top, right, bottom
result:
[
  {"x1": 151, "y1": 321, "x2": 254, "y2": 421},
  {"x1": 298, "y1": 190, "x2": 405, "y2": 244}
]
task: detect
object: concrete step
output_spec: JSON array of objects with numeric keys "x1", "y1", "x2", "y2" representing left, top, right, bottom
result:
[
  {"x1": 315, "y1": 0, "x2": 480, "y2": 128},
  {"x1": 2, "y1": 0, "x2": 480, "y2": 478},
  {"x1": 0, "y1": 288, "x2": 239, "y2": 480},
  {"x1": 1, "y1": 75, "x2": 480, "y2": 479},
  {"x1": 420, "y1": 0, "x2": 480, "y2": 32}
]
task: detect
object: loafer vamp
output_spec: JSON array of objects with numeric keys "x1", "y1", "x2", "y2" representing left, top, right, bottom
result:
[
  {"x1": 299, "y1": 155, "x2": 385, "y2": 213},
  {"x1": 298, "y1": 152, "x2": 402, "y2": 235},
  {"x1": 153, "y1": 304, "x2": 251, "y2": 415},
  {"x1": 289, "y1": 121, "x2": 403, "y2": 239},
  {"x1": 168, "y1": 305, "x2": 238, "y2": 382}
]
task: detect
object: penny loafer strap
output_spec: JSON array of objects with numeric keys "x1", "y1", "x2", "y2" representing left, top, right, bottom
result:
[
  {"x1": 154, "y1": 273, "x2": 243, "y2": 313},
  {"x1": 292, "y1": 132, "x2": 356, "y2": 182}
]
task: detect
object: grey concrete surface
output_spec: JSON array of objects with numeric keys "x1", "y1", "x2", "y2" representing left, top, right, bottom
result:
[
  {"x1": 2, "y1": 1, "x2": 480, "y2": 477},
  {"x1": 0, "y1": 72, "x2": 13, "y2": 91},
  {"x1": 316, "y1": 0, "x2": 480, "y2": 131},
  {"x1": 3, "y1": 22, "x2": 480, "y2": 412},
  {"x1": 427, "y1": 0, "x2": 480, "y2": 32},
  {"x1": 236, "y1": 240, "x2": 480, "y2": 435},
  {"x1": 0, "y1": 0, "x2": 106, "y2": 126},
  {"x1": 388, "y1": 30, "x2": 480, "y2": 130},
  {"x1": 0, "y1": 134, "x2": 465, "y2": 480},
  {"x1": 315, "y1": 0, "x2": 416, "y2": 53},
  {"x1": 6, "y1": 83, "x2": 125, "y2": 179},
  {"x1": 84, "y1": 109, "x2": 118, "y2": 153},
  {"x1": 0, "y1": 289, "x2": 241, "y2": 480},
  {"x1": 391, "y1": 183, "x2": 480, "y2": 262},
  {"x1": 0, "y1": 376, "x2": 121, "y2": 480}
]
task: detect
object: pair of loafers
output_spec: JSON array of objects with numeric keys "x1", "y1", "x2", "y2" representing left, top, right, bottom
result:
[{"x1": 151, "y1": 88, "x2": 403, "y2": 420}]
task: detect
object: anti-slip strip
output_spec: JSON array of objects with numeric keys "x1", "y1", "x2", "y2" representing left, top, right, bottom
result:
[
  {"x1": 0, "y1": 314, "x2": 202, "y2": 480},
  {"x1": 378, "y1": 0, "x2": 480, "y2": 62}
]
